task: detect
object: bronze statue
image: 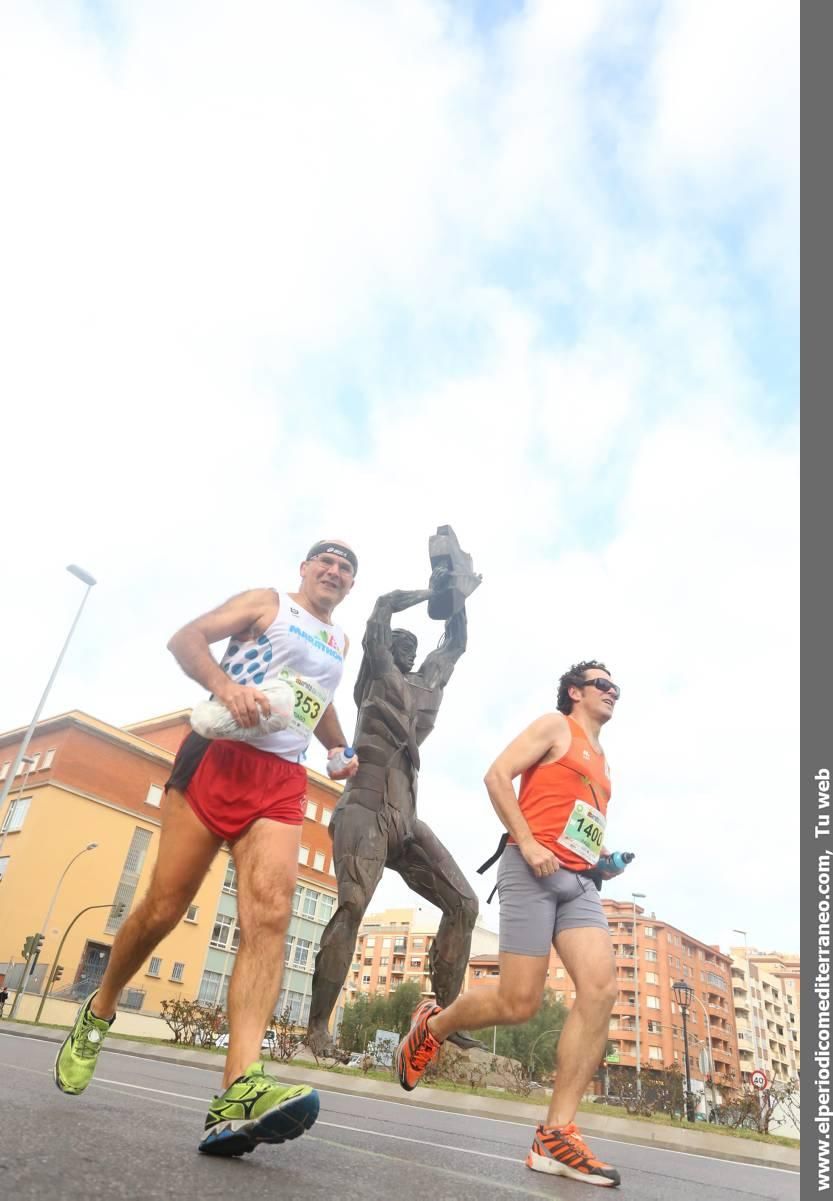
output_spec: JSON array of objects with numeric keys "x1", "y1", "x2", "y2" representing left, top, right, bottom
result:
[{"x1": 308, "y1": 527, "x2": 482, "y2": 1053}]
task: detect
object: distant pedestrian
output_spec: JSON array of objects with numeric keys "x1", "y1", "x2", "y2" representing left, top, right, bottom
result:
[{"x1": 0, "y1": 986, "x2": 9, "y2": 1017}]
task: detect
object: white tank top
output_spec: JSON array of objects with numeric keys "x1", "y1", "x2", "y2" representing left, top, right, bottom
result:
[{"x1": 218, "y1": 592, "x2": 346, "y2": 760}]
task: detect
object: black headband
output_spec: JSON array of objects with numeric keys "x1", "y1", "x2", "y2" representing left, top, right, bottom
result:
[{"x1": 306, "y1": 540, "x2": 358, "y2": 574}]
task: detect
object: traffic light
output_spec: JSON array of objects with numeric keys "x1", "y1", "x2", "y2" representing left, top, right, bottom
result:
[
  {"x1": 53, "y1": 965, "x2": 64, "y2": 983},
  {"x1": 22, "y1": 934, "x2": 36, "y2": 959},
  {"x1": 33, "y1": 934, "x2": 44, "y2": 957}
]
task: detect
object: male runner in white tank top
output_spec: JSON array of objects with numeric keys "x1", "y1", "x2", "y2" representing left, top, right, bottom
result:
[{"x1": 54, "y1": 540, "x2": 359, "y2": 1160}]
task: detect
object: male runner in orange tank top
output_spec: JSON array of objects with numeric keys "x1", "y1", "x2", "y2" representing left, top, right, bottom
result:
[{"x1": 397, "y1": 660, "x2": 624, "y2": 1188}]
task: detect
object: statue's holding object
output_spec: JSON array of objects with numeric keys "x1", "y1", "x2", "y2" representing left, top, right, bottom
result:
[{"x1": 307, "y1": 527, "x2": 483, "y2": 1053}]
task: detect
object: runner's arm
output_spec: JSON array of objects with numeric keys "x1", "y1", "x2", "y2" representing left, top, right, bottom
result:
[
  {"x1": 483, "y1": 713, "x2": 569, "y2": 878},
  {"x1": 314, "y1": 704, "x2": 359, "y2": 778},
  {"x1": 167, "y1": 588, "x2": 276, "y2": 726}
]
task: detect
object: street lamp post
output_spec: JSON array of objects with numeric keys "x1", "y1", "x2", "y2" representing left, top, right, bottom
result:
[
  {"x1": 34, "y1": 901, "x2": 119, "y2": 1023},
  {"x1": 673, "y1": 981, "x2": 697, "y2": 1122},
  {"x1": 10, "y1": 843, "x2": 98, "y2": 1019},
  {"x1": 0, "y1": 565, "x2": 97, "y2": 849},
  {"x1": 632, "y1": 892, "x2": 646, "y2": 1098}
]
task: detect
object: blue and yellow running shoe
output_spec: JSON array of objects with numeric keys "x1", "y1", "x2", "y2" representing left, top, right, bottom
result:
[{"x1": 198, "y1": 1062, "x2": 319, "y2": 1157}]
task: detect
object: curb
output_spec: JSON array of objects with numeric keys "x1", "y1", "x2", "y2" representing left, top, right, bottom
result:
[{"x1": 0, "y1": 1020, "x2": 799, "y2": 1172}]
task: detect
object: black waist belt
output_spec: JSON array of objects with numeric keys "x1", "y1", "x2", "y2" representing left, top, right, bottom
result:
[{"x1": 476, "y1": 833, "x2": 509, "y2": 904}]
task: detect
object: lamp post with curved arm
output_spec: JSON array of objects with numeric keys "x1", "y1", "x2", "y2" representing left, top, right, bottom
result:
[
  {"x1": 632, "y1": 891, "x2": 646, "y2": 1097},
  {"x1": 526, "y1": 1026, "x2": 562, "y2": 1081},
  {"x1": 673, "y1": 980, "x2": 701, "y2": 1121},
  {"x1": 34, "y1": 900, "x2": 122, "y2": 1024},
  {"x1": 10, "y1": 842, "x2": 98, "y2": 1019}
]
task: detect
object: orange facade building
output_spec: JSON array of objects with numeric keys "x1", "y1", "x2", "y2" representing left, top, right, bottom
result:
[{"x1": 0, "y1": 709, "x2": 343, "y2": 1030}]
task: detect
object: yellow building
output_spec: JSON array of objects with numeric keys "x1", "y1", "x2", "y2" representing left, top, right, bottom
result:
[{"x1": 0, "y1": 709, "x2": 342, "y2": 1032}]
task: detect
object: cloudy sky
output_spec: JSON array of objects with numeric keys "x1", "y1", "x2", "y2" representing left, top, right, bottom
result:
[{"x1": 0, "y1": 1, "x2": 798, "y2": 955}]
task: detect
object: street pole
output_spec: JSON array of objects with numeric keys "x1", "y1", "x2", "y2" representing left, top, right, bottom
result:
[
  {"x1": 680, "y1": 1000, "x2": 694, "y2": 1121},
  {"x1": 10, "y1": 843, "x2": 97, "y2": 1019},
  {"x1": 632, "y1": 891, "x2": 646, "y2": 1099},
  {"x1": 0, "y1": 756, "x2": 36, "y2": 861},
  {"x1": 0, "y1": 565, "x2": 97, "y2": 849},
  {"x1": 34, "y1": 902, "x2": 118, "y2": 1023},
  {"x1": 689, "y1": 991, "x2": 719, "y2": 1112}
]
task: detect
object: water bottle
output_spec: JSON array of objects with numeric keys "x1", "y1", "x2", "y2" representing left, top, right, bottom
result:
[
  {"x1": 327, "y1": 747, "x2": 356, "y2": 778},
  {"x1": 597, "y1": 851, "x2": 635, "y2": 875},
  {"x1": 584, "y1": 851, "x2": 635, "y2": 891}
]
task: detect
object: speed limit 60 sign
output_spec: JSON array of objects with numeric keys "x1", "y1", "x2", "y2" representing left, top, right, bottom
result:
[{"x1": 751, "y1": 1069, "x2": 768, "y2": 1090}]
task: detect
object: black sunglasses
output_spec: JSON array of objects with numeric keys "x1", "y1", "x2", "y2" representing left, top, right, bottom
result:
[{"x1": 579, "y1": 677, "x2": 621, "y2": 700}]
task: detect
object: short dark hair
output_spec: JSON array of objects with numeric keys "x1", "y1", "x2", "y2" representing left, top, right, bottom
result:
[{"x1": 557, "y1": 660, "x2": 611, "y2": 714}]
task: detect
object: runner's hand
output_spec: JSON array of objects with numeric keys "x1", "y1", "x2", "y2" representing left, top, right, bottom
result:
[
  {"x1": 327, "y1": 747, "x2": 360, "y2": 780},
  {"x1": 215, "y1": 682, "x2": 271, "y2": 729},
  {"x1": 519, "y1": 837, "x2": 560, "y2": 877}
]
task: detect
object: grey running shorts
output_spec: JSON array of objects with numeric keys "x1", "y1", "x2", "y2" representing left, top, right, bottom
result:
[{"x1": 497, "y1": 844, "x2": 609, "y2": 956}]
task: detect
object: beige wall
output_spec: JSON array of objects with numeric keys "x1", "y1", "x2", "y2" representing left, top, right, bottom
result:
[{"x1": 0, "y1": 782, "x2": 226, "y2": 1013}]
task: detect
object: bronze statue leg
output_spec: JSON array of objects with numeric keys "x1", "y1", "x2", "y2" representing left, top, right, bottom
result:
[
  {"x1": 307, "y1": 803, "x2": 387, "y2": 1053},
  {"x1": 393, "y1": 818, "x2": 479, "y2": 1007}
]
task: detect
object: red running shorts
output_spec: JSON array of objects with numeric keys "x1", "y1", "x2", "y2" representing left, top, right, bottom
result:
[{"x1": 167, "y1": 732, "x2": 306, "y2": 841}]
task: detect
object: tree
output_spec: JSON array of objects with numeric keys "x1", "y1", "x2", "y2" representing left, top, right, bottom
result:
[
  {"x1": 338, "y1": 982, "x2": 424, "y2": 1052},
  {"x1": 471, "y1": 989, "x2": 568, "y2": 1080}
]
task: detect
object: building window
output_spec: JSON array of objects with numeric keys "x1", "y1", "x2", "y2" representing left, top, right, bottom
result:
[
  {"x1": 306, "y1": 800, "x2": 318, "y2": 820},
  {"x1": 648, "y1": 1046, "x2": 663, "y2": 1061},
  {"x1": 298, "y1": 845, "x2": 309, "y2": 865},
  {"x1": 145, "y1": 784, "x2": 163, "y2": 807},
  {"x1": 410, "y1": 957, "x2": 422, "y2": 968},
  {"x1": 412, "y1": 938, "x2": 424, "y2": 948},
  {"x1": 43, "y1": 749, "x2": 56, "y2": 769},
  {"x1": 644, "y1": 927, "x2": 656, "y2": 938},
  {"x1": 362, "y1": 974, "x2": 371, "y2": 985},
  {"x1": 645, "y1": 972, "x2": 659, "y2": 985},
  {"x1": 319, "y1": 894, "x2": 335, "y2": 923},
  {"x1": 645, "y1": 950, "x2": 658, "y2": 962},
  {"x1": 223, "y1": 859, "x2": 237, "y2": 894},
  {"x1": 378, "y1": 976, "x2": 387, "y2": 985},
  {"x1": 170, "y1": 962, "x2": 185, "y2": 983},
  {"x1": 366, "y1": 937, "x2": 376, "y2": 948},
  {"x1": 646, "y1": 995, "x2": 661, "y2": 1010},
  {"x1": 322, "y1": 808, "x2": 332, "y2": 827},
  {"x1": 106, "y1": 827, "x2": 153, "y2": 933},
  {"x1": 313, "y1": 851, "x2": 326, "y2": 872},
  {"x1": 1, "y1": 797, "x2": 31, "y2": 834},
  {"x1": 0, "y1": 762, "x2": 8, "y2": 781},
  {"x1": 647, "y1": 1021, "x2": 662, "y2": 1034},
  {"x1": 147, "y1": 957, "x2": 162, "y2": 977},
  {"x1": 185, "y1": 904, "x2": 199, "y2": 922},
  {"x1": 302, "y1": 889, "x2": 320, "y2": 919},
  {"x1": 27, "y1": 753, "x2": 41, "y2": 772},
  {"x1": 293, "y1": 939, "x2": 311, "y2": 970},
  {"x1": 379, "y1": 957, "x2": 389, "y2": 967},
  {"x1": 210, "y1": 914, "x2": 234, "y2": 949},
  {"x1": 198, "y1": 970, "x2": 223, "y2": 1005}
]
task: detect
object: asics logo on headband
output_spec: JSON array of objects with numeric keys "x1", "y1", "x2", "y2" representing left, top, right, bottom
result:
[{"x1": 306, "y1": 540, "x2": 358, "y2": 574}]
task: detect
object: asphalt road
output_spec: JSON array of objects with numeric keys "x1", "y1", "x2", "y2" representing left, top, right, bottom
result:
[{"x1": 0, "y1": 1031, "x2": 800, "y2": 1201}]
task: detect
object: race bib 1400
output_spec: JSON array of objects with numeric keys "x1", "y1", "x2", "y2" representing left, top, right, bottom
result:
[{"x1": 556, "y1": 799, "x2": 606, "y2": 866}]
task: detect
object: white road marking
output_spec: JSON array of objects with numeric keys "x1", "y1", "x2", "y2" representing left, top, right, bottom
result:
[{"x1": 0, "y1": 1032, "x2": 797, "y2": 1176}]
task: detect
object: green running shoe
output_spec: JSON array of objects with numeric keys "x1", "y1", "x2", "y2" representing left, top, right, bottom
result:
[
  {"x1": 198, "y1": 1062, "x2": 320, "y2": 1157},
  {"x1": 53, "y1": 992, "x2": 114, "y2": 1095}
]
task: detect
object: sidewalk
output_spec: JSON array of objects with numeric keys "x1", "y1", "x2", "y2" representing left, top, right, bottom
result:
[{"x1": 0, "y1": 1018, "x2": 799, "y2": 1172}]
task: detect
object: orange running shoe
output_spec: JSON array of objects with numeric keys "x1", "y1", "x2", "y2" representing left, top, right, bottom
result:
[
  {"x1": 396, "y1": 999, "x2": 442, "y2": 1091},
  {"x1": 526, "y1": 1123, "x2": 621, "y2": 1187}
]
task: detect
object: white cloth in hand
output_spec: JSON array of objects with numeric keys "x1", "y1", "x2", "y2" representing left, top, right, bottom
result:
[{"x1": 190, "y1": 682, "x2": 295, "y2": 742}]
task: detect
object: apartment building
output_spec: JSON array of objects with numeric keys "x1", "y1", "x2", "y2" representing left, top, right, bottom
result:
[
  {"x1": 348, "y1": 907, "x2": 499, "y2": 1002},
  {"x1": 730, "y1": 946, "x2": 800, "y2": 1084},
  {"x1": 0, "y1": 709, "x2": 341, "y2": 1029}
]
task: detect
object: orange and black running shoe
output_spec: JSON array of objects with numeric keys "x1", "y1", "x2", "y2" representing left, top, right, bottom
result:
[
  {"x1": 396, "y1": 999, "x2": 442, "y2": 1091},
  {"x1": 526, "y1": 1123, "x2": 621, "y2": 1187}
]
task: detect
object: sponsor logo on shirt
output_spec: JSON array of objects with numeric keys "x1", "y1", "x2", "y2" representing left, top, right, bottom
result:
[{"x1": 289, "y1": 623, "x2": 343, "y2": 661}]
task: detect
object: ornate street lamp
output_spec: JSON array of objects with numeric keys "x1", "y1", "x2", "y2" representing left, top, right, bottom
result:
[{"x1": 672, "y1": 980, "x2": 696, "y2": 1122}]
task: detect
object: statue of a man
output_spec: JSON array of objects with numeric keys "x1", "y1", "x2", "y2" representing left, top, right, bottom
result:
[{"x1": 308, "y1": 544, "x2": 481, "y2": 1053}]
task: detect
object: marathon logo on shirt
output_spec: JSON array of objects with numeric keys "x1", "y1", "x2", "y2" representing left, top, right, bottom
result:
[{"x1": 289, "y1": 624, "x2": 344, "y2": 661}]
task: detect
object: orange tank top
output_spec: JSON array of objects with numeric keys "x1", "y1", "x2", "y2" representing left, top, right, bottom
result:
[{"x1": 511, "y1": 715, "x2": 612, "y2": 871}]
